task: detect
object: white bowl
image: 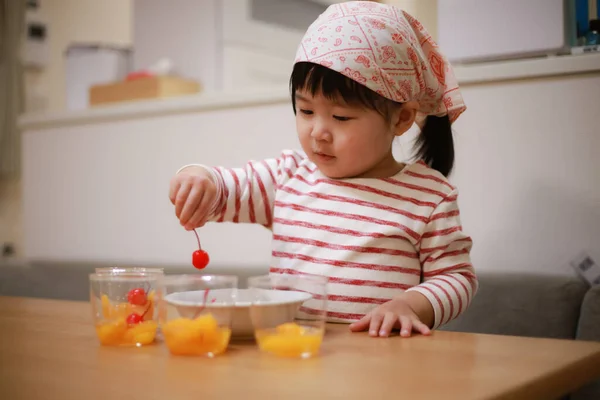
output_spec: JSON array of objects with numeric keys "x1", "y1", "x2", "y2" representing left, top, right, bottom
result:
[{"x1": 164, "y1": 288, "x2": 312, "y2": 338}]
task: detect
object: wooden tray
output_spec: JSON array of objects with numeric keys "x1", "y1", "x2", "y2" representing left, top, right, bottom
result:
[{"x1": 89, "y1": 76, "x2": 201, "y2": 106}]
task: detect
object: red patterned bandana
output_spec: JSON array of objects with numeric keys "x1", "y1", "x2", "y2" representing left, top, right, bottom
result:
[{"x1": 295, "y1": 1, "x2": 466, "y2": 125}]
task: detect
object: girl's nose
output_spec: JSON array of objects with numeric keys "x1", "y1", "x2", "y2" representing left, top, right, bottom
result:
[{"x1": 310, "y1": 118, "x2": 333, "y2": 142}]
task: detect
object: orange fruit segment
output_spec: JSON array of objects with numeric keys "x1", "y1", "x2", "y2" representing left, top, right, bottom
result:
[
  {"x1": 96, "y1": 319, "x2": 127, "y2": 346},
  {"x1": 101, "y1": 295, "x2": 111, "y2": 318},
  {"x1": 276, "y1": 322, "x2": 306, "y2": 335},
  {"x1": 162, "y1": 314, "x2": 230, "y2": 356},
  {"x1": 96, "y1": 319, "x2": 158, "y2": 346},
  {"x1": 96, "y1": 293, "x2": 158, "y2": 347},
  {"x1": 256, "y1": 322, "x2": 323, "y2": 358},
  {"x1": 122, "y1": 320, "x2": 158, "y2": 345},
  {"x1": 134, "y1": 331, "x2": 156, "y2": 345}
]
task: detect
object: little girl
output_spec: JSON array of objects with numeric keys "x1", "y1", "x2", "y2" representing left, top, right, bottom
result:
[{"x1": 169, "y1": 1, "x2": 477, "y2": 338}]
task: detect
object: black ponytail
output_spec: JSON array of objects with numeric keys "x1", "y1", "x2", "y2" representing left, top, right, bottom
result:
[{"x1": 413, "y1": 115, "x2": 454, "y2": 177}]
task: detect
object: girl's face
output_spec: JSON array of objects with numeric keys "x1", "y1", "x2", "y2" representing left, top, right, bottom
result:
[{"x1": 295, "y1": 90, "x2": 409, "y2": 179}]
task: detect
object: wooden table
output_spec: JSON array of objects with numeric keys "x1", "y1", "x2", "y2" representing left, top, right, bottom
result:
[{"x1": 1, "y1": 296, "x2": 599, "y2": 400}]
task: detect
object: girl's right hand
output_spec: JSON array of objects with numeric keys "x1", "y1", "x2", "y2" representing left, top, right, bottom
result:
[{"x1": 169, "y1": 166, "x2": 218, "y2": 230}]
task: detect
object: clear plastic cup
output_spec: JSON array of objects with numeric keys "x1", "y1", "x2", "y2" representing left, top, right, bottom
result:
[
  {"x1": 95, "y1": 267, "x2": 164, "y2": 275},
  {"x1": 247, "y1": 274, "x2": 328, "y2": 359},
  {"x1": 90, "y1": 270, "x2": 161, "y2": 347},
  {"x1": 158, "y1": 274, "x2": 238, "y2": 357}
]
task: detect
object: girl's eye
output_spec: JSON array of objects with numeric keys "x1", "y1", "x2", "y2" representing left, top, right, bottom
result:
[
  {"x1": 333, "y1": 115, "x2": 351, "y2": 121},
  {"x1": 300, "y1": 109, "x2": 313, "y2": 115}
]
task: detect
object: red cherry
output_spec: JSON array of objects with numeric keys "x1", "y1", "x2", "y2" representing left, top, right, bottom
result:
[
  {"x1": 127, "y1": 288, "x2": 147, "y2": 306},
  {"x1": 192, "y1": 249, "x2": 210, "y2": 269},
  {"x1": 191, "y1": 229, "x2": 210, "y2": 269},
  {"x1": 126, "y1": 313, "x2": 143, "y2": 325}
]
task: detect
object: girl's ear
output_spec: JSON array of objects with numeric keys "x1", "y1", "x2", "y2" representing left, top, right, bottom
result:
[{"x1": 392, "y1": 101, "x2": 418, "y2": 137}]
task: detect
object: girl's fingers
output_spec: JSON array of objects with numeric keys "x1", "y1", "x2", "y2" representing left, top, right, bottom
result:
[
  {"x1": 378, "y1": 312, "x2": 397, "y2": 337},
  {"x1": 349, "y1": 314, "x2": 371, "y2": 332},
  {"x1": 175, "y1": 181, "x2": 192, "y2": 220},
  {"x1": 399, "y1": 315, "x2": 413, "y2": 337},
  {"x1": 186, "y1": 191, "x2": 213, "y2": 229},
  {"x1": 180, "y1": 186, "x2": 203, "y2": 227},
  {"x1": 412, "y1": 318, "x2": 432, "y2": 336},
  {"x1": 368, "y1": 313, "x2": 384, "y2": 337}
]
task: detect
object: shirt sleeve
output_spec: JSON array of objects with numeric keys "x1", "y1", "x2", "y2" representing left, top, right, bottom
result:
[
  {"x1": 406, "y1": 189, "x2": 478, "y2": 329},
  {"x1": 205, "y1": 150, "x2": 306, "y2": 227}
]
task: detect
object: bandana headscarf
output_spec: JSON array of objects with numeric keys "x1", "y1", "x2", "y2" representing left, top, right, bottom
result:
[{"x1": 294, "y1": 1, "x2": 465, "y2": 125}]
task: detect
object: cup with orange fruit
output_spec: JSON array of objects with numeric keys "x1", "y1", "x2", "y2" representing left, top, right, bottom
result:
[
  {"x1": 247, "y1": 274, "x2": 328, "y2": 359},
  {"x1": 158, "y1": 274, "x2": 238, "y2": 357},
  {"x1": 90, "y1": 268, "x2": 162, "y2": 347}
]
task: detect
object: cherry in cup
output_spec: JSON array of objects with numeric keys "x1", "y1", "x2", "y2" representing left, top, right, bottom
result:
[
  {"x1": 127, "y1": 288, "x2": 147, "y2": 306},
  {"x1": 125, "y1": 287, "x2": 152, "y2": 325},
  {"x1": 126, "y1": 313, "x2": 144, "y2": 325}
]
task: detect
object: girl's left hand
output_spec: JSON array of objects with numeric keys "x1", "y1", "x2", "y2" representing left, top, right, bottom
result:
[{"x1": 349, "y1": 297, "x2": 432, "y2": 338}]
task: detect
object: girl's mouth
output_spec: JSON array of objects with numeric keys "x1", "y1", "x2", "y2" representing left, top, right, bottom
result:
[{"x1": 313, "y1": 151, "x2": 336, "y2": 162}]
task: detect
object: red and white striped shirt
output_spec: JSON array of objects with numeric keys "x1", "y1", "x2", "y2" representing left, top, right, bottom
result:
[{"x1": 206, "y1": 150, "x2": 477, "y2": 329}]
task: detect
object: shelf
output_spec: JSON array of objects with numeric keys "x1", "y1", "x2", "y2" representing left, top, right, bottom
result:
[
  {"x1": 18, "y1": 53, "x2": 600, "y2": 131},
  {"x1": 18, "y1": 86, "x2": 291, "y2": 131},
  {"x1": 453, "y1": 53, "x2": 600, "y2": 84}
]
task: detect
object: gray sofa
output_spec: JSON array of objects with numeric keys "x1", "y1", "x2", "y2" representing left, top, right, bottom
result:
[{"x1": 0, "y1": 262, "x2": 598, "y2": 399}]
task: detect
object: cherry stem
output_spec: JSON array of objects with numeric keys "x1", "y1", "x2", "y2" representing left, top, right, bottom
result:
[
  {"x1": 142, "y1": 301, "x2": 152, "y2": 319},
  {"x1": 192, "y1": 288, "x2": 210, "y2": 319},
  {"x1": 193, "y1": 229, "x2": 202, "y2": 250}
]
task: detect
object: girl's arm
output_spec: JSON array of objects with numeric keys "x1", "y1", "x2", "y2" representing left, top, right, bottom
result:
[
  {"x1": 406, "y1": 189, "x2": 478, "y2": 329},
  {"x1": 180, "y1": 150, "x2": 305, "y2": 228}
]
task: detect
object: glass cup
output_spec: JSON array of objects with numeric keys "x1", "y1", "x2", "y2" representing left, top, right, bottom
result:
[
  {"x1": 90, "y1": 270, "x2": 161, "y2": 347},
  {"x1": 94, "y1": 267, "x2": 165, "y2": 336},
  {"x1": 158, "y1": 274, "x2": 238, "y2": 357},
  {"x1": 247, "y1": 274, "x2": 328, "y2": 359},
  {"x1": 95, "y1": 267, "x2": 164, "y2": 275}
]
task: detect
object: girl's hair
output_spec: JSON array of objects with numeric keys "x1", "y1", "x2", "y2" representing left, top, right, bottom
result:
[{"x1": 290, "y1": 62, "x2": 455, "y2": 177}]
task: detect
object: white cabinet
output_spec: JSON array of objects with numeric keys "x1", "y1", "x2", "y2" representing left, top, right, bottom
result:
[
  {"x1": 133, "y1": 0, "x2": 326, "y2": 91},
  {"x1": 437, "y1": 0, "x2": 569, "y2": 63},
  {"x1": 221, "y1": 45, "x2": 295, "y2": 90},
  {"x1": 133, "y1": 0, "x2": 222, "y2": 90}
]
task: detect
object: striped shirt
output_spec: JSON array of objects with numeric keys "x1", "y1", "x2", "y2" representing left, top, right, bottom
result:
[{"x1": 206, "y1": 150, "x2": 477, "y2": 329}]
